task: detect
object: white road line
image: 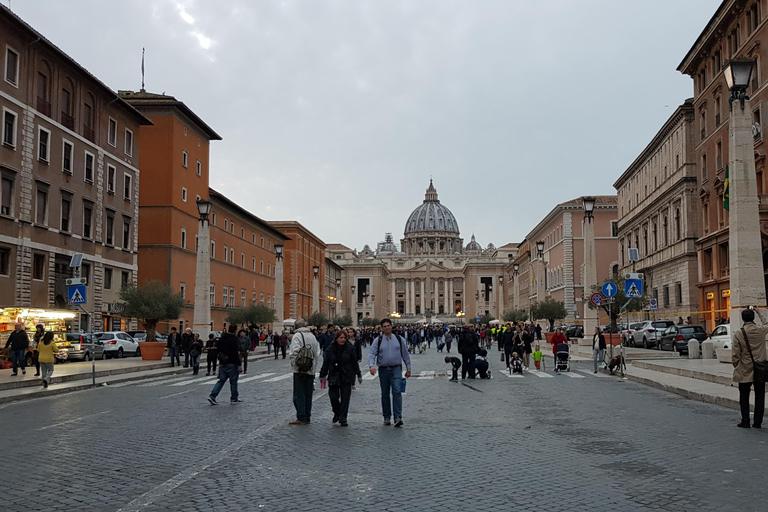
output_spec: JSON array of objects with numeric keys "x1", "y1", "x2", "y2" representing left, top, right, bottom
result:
[
  {"x1": 262, "y1": 373, "x2": 293, "y2": 383},
  {"x1": 35, "y1": 410, "x2": 111, "y2": 431},
  {"x1": 110, "y1": 374, "x2": 184, "y2": 387},
  {"x1": 139, "y1": 376, "x2": 193, "y2": 387},
  {"x1": 158, "y1": 390, "x2": 193, "y2": 400},
  {"x1": 363, "y1": 373, "x2": 377, "y2": 380},
  {"x1": 529, "y1": 370, "x2": 554, "y2": 378},
  {"x1": 576, "y1": 369, "x2": 610, "y2": 378},
  {"x1": 417, "y1": 371, "x2": 435, "y2": 379},
  {"x1": 170, "y1": 377, "x2": 211, "y2": 386},
  {"x1": 561, "y1": 372, "x2": 585, "y2": 379},
  {"x1": 238, "y1": 373, "x2": 276, "y2": 384},
  {"x1": 497, "y1": 370, "x2": 524, "y2": 378}
]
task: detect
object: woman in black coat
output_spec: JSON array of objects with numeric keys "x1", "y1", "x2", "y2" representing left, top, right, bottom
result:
[{"x1": 319, "y1": 331, "x2": 362, "y2": 426}]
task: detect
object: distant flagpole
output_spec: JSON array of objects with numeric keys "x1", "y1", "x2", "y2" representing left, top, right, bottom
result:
[{"x1": 141, "y1": 48, "x2": 145, "y2": 91}]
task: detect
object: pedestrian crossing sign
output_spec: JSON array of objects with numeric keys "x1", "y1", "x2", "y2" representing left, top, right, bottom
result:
[
  {"x1": 68, "y1": 285, "x2": 86, "y2": 305},
  {"x1": 625, "y1": 279, "x2": 643, "y2": 298}
]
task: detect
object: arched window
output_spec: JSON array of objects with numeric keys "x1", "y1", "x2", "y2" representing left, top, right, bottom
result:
[{"x1": 37, "y1": 60, "x2": 52, "y2": 116}]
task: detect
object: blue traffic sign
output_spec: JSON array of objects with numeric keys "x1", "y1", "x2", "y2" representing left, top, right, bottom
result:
[
  {"x1": 68, "y1": 285, "x2": 86, "y2": 305},
  {"x1": 625, "y1": 279, "x2": 643, "y2": 298},
  {"x1": 602, "y1": 282, "x2": 617, "y2": 298}
]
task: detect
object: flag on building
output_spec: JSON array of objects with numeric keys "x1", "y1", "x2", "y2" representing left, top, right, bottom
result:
[{"x1": 724, "y1": 165, "x2": 729, "y2": 211}]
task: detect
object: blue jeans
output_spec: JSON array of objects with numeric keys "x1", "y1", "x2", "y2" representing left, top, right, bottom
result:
[
  {"x1": 191, "y1": 354, "x2": 201, "y2": 373},
  {"x1": 169, "y1": 346, "x2": 180, "y2": 366},
  {"x1": 11, "y1": 349, "x2": 25, "y2": 373},
  {"x1": 184, "y1": 350, "x2": 190, "y2": 367},
  {"x1": 209, "y1": 364, "x2": 239, "y2": 401},
  {"x1": 593, "y1": 349, "x2": 605, "y2": 372},
  {"x1": 378, "y1": 365, "x2": 403, "y2": 421}
]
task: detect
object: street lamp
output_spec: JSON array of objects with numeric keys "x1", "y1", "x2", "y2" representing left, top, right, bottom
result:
[
  {"x1": 192, "y1": 199, "x2": 213, "y2": 341},
  {"x1": 275, "y1": 244, "x2": 283, "y2": 260},
  {"x1": 582, "y1": 196, "x2": 596, "y2": 223},
  {"x1": 312, "y1": 266, "x2": 320, "y2": 313},
  {"x1": 513, "y1": 263, "x2": 519, "y2": 274},
  {"x1": 335, "y1": 278, "x2": 342, "y2": 317},
  {"x1": 536, "y1": 240, "x2": 544, "y2": 258},
  {"x1": 274, "y1": 244, "x2": 285, "y2": 328},
  {"x1": 724, "y1": 59, "x2": 755, "y2": 109}
]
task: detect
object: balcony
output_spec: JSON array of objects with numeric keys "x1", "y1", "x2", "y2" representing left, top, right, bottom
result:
[
  {"x1": 61, "y1": 112, "x2": 75, "y2": 131},
  {"x1": 37, "y1": 97, "x2": 51, "y2": 117},
  {"x1": 82, "y1": 125, "x2": 95, "y2": 143}
]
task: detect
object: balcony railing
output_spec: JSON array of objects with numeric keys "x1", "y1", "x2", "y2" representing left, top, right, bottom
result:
[
  {"x1": 82, "y1": 125, "x2": 95, "y2": 143},
  {"x1": 37, "y1": 97, "x2": 51, "y2": 117},
  {"x1": 61, "y1": 112, "x2": 75, "y2": 131}
]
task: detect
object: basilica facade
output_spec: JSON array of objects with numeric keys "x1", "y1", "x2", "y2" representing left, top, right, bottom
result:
[{"x1": 328, "y1": 181, "x2": 516, "y2": 324}]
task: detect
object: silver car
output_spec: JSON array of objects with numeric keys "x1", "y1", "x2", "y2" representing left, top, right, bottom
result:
[
  {"x1": 96, "y1": 331, "x2": 140, "y2": 358},
  {"x1": 629, "y1": 320, "x2": 675, "y2": 349},
  {"x1": 66, "y1": 333, "x2": 105, "y2": 361}
]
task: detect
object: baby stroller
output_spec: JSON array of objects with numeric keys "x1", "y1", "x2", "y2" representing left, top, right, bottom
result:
[
  {"x1": 418, "y1": 341, "x2": 427, "y2": 354},
  {"x1": 555, "y1": 342, "x2": 570, "y2": 372}
]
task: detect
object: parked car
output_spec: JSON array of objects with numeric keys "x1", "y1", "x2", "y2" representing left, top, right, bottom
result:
[
  {"x1": 659, "y1": 325, "x2": 708, "y2": 354},
  {"x1": 621, "y1": 322, "x2": 643, "y2": 346},
  {"x1": 565, "y1": 325, "x2": 584, "y2": 339},
  {"x1": 708, "y1": 324, "x2": 732, "y2": 350},
  {"x1": 629, "y1": 320, "x2": 675, "y2": 348},
  {"x1": 66, "y1": 333, "x2": 105, "y2": 361},
  {"x1": 95, "y1": 332, "x2": 140, "y2": 358},
  {"x1": 126, "y1": 330, "x2": 147, "y2": 342}
]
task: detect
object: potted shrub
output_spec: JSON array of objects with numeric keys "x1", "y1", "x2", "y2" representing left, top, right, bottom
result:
[{"x1": 119, "y1": 280, "x2": 184, "y2": 361}]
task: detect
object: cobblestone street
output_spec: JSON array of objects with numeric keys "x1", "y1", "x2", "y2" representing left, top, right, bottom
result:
[{"x1": 1, "y1": 346, "x2": 766, "y2": 512}]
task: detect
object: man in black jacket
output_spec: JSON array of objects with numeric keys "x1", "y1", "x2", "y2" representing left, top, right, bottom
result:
[
  {"x1": 5, "y1": 323, "x2": 29, "y2": 376},
  {"x1": 181, "y1": 327, "x2": 194, "y2": 368},
  {"x1": 457, "y1": 325, "x2": 479, "y2": 379},
  {"x1": 501, "y1": 324, "x2": 516, "y2": 369},
  {"x1": 166, "y1": 327, "x2": 180, "y2": 367},
  {"x1": 207, "y1": 324, "x2": 242, "y2": 405}
]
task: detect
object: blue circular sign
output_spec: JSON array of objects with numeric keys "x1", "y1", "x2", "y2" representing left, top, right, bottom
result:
[{"x1": 602, "y1": 282, "x2": 617, "y2": 298}]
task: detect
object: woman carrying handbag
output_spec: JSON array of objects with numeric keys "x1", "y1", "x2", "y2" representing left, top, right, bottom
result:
[
  {"x1": 732, "y1": 307, "x2": 768, "y2": 428},
  {"x1": 319, "y1": 331, "x2": 362, "y2": 427}
]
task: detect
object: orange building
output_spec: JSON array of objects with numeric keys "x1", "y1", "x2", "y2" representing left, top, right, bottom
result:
[
  {"x1": 268, "y1": 221, "x2": 326, "y2": 320},
  {"x1": 120, "y1": 90, "x2": 287, "y2": 332}
]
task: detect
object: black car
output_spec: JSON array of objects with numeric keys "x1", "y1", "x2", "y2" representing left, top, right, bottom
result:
[
  {"x1": 658, "y1": 325, "x2": 708, "y2": 354},
  {"x1": 565, "y1": 325, "x2": 584, "y2": 339}
]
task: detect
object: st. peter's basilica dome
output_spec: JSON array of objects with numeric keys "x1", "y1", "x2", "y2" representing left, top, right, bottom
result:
[{"x1": 401, "y1": 180, "x2": 463, "y2": 256}]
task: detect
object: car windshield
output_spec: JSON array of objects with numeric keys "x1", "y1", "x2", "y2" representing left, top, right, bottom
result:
[
  {"x1": 653, "y1": 322, "x2": 672, "y2": 328},
  {"x1": 680, "y1": 326, "x2": 705, "y2": 334}
]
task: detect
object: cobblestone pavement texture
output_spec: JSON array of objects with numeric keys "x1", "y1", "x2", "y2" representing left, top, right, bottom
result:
[{"x1": 1, "y1": 343, "x2": 766, "y2": 511}]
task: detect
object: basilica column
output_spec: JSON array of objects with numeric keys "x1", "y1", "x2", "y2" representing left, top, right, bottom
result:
[
  {"x1": 434, "y1": 279, "x2": 439, "y2": 313},
  {"x1": 443, "y1": 280, "x2": 449, "y2": 313},
  {"x1": 410, "y1": 279, "x2": 415, "y2": 315},
  {"x1": 447, "y1": 279, "x2": 453, "y2": 314},
  {"x1": 405, "y1": 279, "x2": 410, "y2": 315}
]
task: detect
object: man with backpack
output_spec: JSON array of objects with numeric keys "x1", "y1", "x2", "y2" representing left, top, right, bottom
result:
[
  {"x1": 368, "y1": 318, "x2": 411, "y2": 427},
  {"x1": 289, "y1": 318, "x2": 321, "y2": 425}
]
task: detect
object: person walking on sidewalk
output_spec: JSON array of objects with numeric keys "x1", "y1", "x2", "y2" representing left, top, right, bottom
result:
[
  {"x1": 31, "y1": 324, "x2": 44, "y2": 377},
  {"x1": 319, "y1": 331, "x2": 362, "y2": 426},
  {"x1": 37, "y1": 331, "x2": 59, "y2": 388},
  {"x1": 592, "y1": 327, "x2": 606, "y2": 373},
  {"x1": 5, "y1": 323, "x2": 28, "y2": 376},
  {"x1": 732, "y1": 307, "x2": 768, "y2": 428},
  {"x1": 190, "y1": 333, "x2": 203, "y2": 375},
  {"x1": 207, "y1": 324, "x2": 242, "y2": 405},
  {"x1": 167, "y1": 327, "x2": 181, "y2": 367},
  {"x1": 368, "y1": 318, "x2": 411, "y2": 427},
  {"x1": 237, "y1": 329, "x2": 250, "y2": 374},
  {"x1": 204, "y1": 333, "x2": 217, "y2": 376},
  {"x1": 289, "y1": 318, "x2": 321, "y2": 425}
]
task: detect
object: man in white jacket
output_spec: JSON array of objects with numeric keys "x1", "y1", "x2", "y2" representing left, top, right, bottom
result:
[{"x1": 289, "y1": 318, "x2": 321, "y2": 425}]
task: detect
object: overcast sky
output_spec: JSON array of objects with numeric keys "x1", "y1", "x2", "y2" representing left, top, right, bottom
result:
[{"x1": 11, "y1": 0, "x2": 721, "y2": 250}]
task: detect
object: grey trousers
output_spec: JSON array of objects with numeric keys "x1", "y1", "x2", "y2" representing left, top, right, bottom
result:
[{"x1": 41, "y1": 362, "x2": 54, "y2": 383}]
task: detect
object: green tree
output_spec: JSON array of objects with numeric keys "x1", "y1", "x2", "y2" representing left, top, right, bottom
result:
[
  {"x1": 587, "y1": 277, "x2": 648, "y2": 332},
  {"x1": 530, "y1": 299, "x2": 568, "y2": 332},
  {"x1": 226, "y1": 303, "x2": 277, "y2": 327},
  {"x1": 478, "y1": 314, "x2": 495, "y2": 325},
  {"x1": 362, "y1": 317, "x2": 380, "y2": 327},
  {"x1": 332, "y1": 315, "x2": 353, "y2": 327},
  {"x1": 119, "y1": 280, "x2": 184, "y2": 342},
  {"x1": 502, "y1": 309, "x2": 529, "y2": 323},
  {"x1": 306, "y1": 312, "x2": 330, "y2": 328}
]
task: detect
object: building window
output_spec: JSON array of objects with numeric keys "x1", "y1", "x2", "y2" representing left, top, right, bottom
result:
[
  {"x1": 3, "y1": 108, "x2": 17, "y2": 148},
  {"x1": 196, "y1": 160, "x2": 201, "y2": 176},
  {"x1": 663, "y1": 285, "x2": 670, "y2": 308},
  {"x1": 260, "y1": 260, "x2": 264, "y2": 273},
  {"x1": 104, "y1": 268, "x2": 113, "y2": 289},
  {"x1": 83, "y1": 203, "x2": 93, "y2": 239},
  {"x1": 35, "y1": 186, "x2": 48, "y2": 225},
  {"x1": 4, "y1": 47, "x2": 19, "y2": 86},
  {"x1": 182, "y1": 150, "x2": 188, "y2": 168},
  {"x1": 223, "y1": 287, "x2": 228, "y2": 307},
  {"x1": 62, "y1": 140, "x2": 73, "y2": 174},
  {"x1": 675, "y1": 209, "x2": 681, "y2": 240},
  {"x1": 230, "y1": 247, "x2": 234, "y2": 263},
  {"x1": 108, "y1": 118, "x2": 117, "y2": 147},
  {"x1": 260, "y1": 292, "x2": 264, "y2": 304},
  {"x1": 107, "y1": 165, "x2": 116, "y2": 194},
  {"x1": 37, "y1": 71, "x2": 50, "y2": 115},
  {"x1": 123, "y1": 174, "x2": 132, "y2": 201},
  {"x1": 241, "y1": 227, "x2": 244, "y2": 239},
  {"x1": 181, "y1": 229, "x2": 187, "y2": 249},
  {"x1": 121, "y1": 271, "x2": 129, "y2": 289},
  {"x1": 181, "y1": 187, "x2": 188, "y2": 202},
  {"x1": 211, "y1": 240, "x2": 216, "y2": 258},
  {"x1": 84, "y1": 152, "x2": 94, "y2": 183},
  {"x1": 180, "y1": 282, "x2": 186, "y2": 300},
  {"x1": 1, "y1": 176, "x2": 13, "y2": 216},
  {"x1": 224, "y1": 219, "x2": 228, "y2": 231},
  {"x1": 252, "y1": 291, "x2": 257, "y2": 304},
  {"x1": 38, "y1": 127, "x2": 50, "y2": 162},
  {"x1": 210, "y1": 284, "x2": 215, "y2": 306},
  {"x1": 211, "y1": 212, "x2": 216, "y2": 226},
  {"x1": 230, "y1": 222, "x2": 234, "y2": 234},
  {"x1": 260, "y1": 236, "x2": 264, "y2": 248},
  {"x1": 80, "y1": 262, "x2": 90, "y2": 283},
  {"x1": 701, "y1": 154, "x2": 707, "y2": 181},
  {"x1": 675, "y1": 282, "x2": 682, "y2": 306},
  {"x1": 241, "y1": 252, "x2": 245, "y2": 267},
  {"x1": 105, "y1": 211, "x2": 114, "y2": 245},
  {"x1": 252, "y1": 257, "x2": 256, "y2": 271},
  {"x1": 32, "y1": 254, "x2": 45, "y2": 280},
  {"x1": 268, "y1": 262, "x2": 272, "y2": 275},
  {"x1": 716, "y1": 141, "x2": 723, "y2": 169},
  {"x1": 123, "y1": 218, "x2": 131, "y2": 249},
  {"x1": 60, "y1": 195, "x2": 71, "y2": 232},
  {"x1": 124, "y1": 128, "x2": 133, "y2": 156},
  {"x1": 223, "y1": 245, "x2": 228, "y2": 262},
  {"x1": 241, "y1": 288, "x2": 246, "y2": 307},
  {"x1": 230, "y1": 287, "x2": 235, "y2": 307}
]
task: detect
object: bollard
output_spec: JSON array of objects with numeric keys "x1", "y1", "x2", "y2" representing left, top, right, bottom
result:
[
  {"x1": 701, "y1": 340, "x2": 716, "y2": 359},
  {"x1": 687, "y1": 339, "x2": 700, "y2": 359}
]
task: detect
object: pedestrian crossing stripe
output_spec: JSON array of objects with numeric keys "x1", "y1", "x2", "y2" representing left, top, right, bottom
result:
[
  {"x1": 530, "y1": 370, "x2": 554, "y2": 378},
  {"x1": 236, "y1": 373, "x2": 276, "y2": 384},
  {"x1": 560, "y1": 372, "x2": 585, "y2": 379},
  {"x1": 417, "y1": 371, "x2": 435, "y2": 379},
  {"x1": 262, "y1": 373, "x2": 293, "y2": 383},
  {"x1": 498, "y1": 370, "x2": 523, "y2": 378},
  {"x1": 362, "y1": 373, "x2": 378, "y2": 380},
  {"x1": 139, "y1": 376, "x2": 193, "y2": 387}
]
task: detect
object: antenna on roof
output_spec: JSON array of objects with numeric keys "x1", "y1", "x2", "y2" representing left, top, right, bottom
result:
[{"x1": 140, "y1": 47, "x2": 145, "y2": 92}]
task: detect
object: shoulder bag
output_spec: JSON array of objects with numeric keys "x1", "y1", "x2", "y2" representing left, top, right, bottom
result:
[{"x1": 741, "y1": 327, "x2": 768, "y2": 384}]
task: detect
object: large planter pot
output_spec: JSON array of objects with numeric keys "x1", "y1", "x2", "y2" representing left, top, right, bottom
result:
[
  {"x1": 544, "y1": 332, "x2": 555, "y2": 345},
  {"x1": 138, "y1": 342, "x2": 166, "y2": 361}
]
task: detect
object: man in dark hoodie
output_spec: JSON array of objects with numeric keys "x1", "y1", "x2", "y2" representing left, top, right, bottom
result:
[
  {"x1": 207, "y1": 324, "x2": 242, "y2": 405},
  {"x1": 457, "y1": 325, "x2": 479, "y2": 379}
]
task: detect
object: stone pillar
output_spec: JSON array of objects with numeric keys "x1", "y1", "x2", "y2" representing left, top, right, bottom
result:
[
  {"x1": 729, "y1": 95, "x2": 766, "y2": 331},
  {"x1": 193, "y1": 215, "x2": 212, "y2": 341},
  {"x1": 390, "y1": 280, "x2": 396, "y2": 314},
  {"x1": 444, "y1": 280, "x2": 450, "y2": 313},
  {"x1": 335, "y1": 281, "x2": 341, "y2": 318},
  {"x1": 434, "y1": 279, "x2": 439, "y2": 313},
  {"x1": 410, "y1": 279, "x2": 415, "y2": 315},
  {"x1": 274, "y1": 257, "x2": 284, "y2": 327},
  {"x1": 583, "y1": 217, "x2": 600, "y2": 337},
  {"x1": 420, "y1": 279, "x2": 425, "y2": 315},
  {"x1": 498, "y1": 276, "x2": 504, "y2": 318},
  {"x1": 312, "y1": 272, "x2": 320, "y2": 313}
]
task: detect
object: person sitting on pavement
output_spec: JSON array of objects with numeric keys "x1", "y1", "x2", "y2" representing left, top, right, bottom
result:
[
  {"x1": 732, "y1": 307, "x2": 768, "y2": 429},
  {"x1": 474, "y1": 349, "x2": 490, "y2": 379},
  {"x1": 445, "y1": 356, "x2": 461, "y2": 382}
]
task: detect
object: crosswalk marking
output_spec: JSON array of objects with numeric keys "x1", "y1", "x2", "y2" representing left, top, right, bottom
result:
[
  {"x1": 498, "y1": 370, "x2": 524, "y2": 378},
  {"x1": 262, "y1": 373, "x2": 293, "y2": 383},
  {"x1": 363, "y1": 372, "x2": 378, "y2": 381},
  {"x1": 529, "y1": 370, "x2": 554, "y2": 379},
  {"x1": 171, "y1": 376, "x2": 215, "y2": 386},
  {"x1": 417, "y1": 371, "x2": 435, "y2": 379},
  {"x1": 575, "y1": 369, "x2": 609, "y2": 378},
  {"x1": 238, "y1": 373, "x2": 276, "y2": 384},
  {"x1": 139, "y1": 376, "x2": 193, "y2": 387},
  {"x1": 560, "y1": 372, "x2": 585, "y2": 379}
]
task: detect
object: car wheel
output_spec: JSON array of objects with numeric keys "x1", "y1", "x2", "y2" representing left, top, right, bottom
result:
[
  {"x1": 117, "y1": 348, "x2": 124, "y2": 359},
  {"x1": 135, "y1": 347, "x2": 141, "y2": 357},
  {"x1": 643, "y1": 337, "x2": 648, "y2": 349},
  {"x1": 100, "y1": 351, "x2": 105, "y2": 360},
  {"x1": 672, "y1": 343, "x2": 678, "y2": 353},
  {"x1": 84, "y1": 352, "x2": 91, "y2": 361}
]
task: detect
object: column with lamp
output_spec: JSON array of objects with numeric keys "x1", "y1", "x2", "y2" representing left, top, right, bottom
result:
[
  {"x1": 350, "y1": 285, "x2": 356, "y2": 319},
  {"x1": 535, "y1": 240, "x2": 546, "y2": 324},
  {"x1": 582, "y1": 196, "x2": 600, "y2": 337},
  {"x1": 370, "y1": 294, "x2": 375, "y2": 320},
  {"x1": 274, "y1": 244, "x2": 284, "y2": 329},
  {"x1": 362, "y1": 290, "x2": 369, "y2": 320},
  {"x1": 312, "y1": 265, "x2": 320, "y2": 314},
  {"x1": 724, "y1": 60, "x2": 767, "y2": 330},
  {"x1": 192, "y1": 199, "x2": 212, "y2": 341},
  {"x1": 513, "y1": 263, "x2": 520, "y2": 311},
  {"x1": 498, "y1": 274, "x2": 505, "y2": 319},
  {"x1": 335, "y1": 278, "x2": 342, "y2": 318}
]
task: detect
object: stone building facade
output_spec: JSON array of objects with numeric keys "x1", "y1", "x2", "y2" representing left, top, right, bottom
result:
[
  {"x1": 677, "y1": 0, "x2": 768, "y2": 329},
  {"x1": 614, "y1": 100, "x2": 700, "y2": 325}
]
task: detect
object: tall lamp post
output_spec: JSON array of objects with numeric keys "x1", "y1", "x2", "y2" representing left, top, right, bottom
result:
[
  {"x1": 725, "y1": 60, "x2": 766, "y2": 330},
  {"x1": 363, "y1": 291, "x2": 369, "y2": 320},
  {"x1": 536, "y1": 240, "x2": 546, "y2": 308},
  {"x1": 582, "y1": 196, "x2": 599, "y2": 336},
  {"x1": 312, "y1": 265, "x2": 320, "y2": 314},
  {"x1": 193, "y1": 199, "x2": 212, "y2": 341},
  {"x1": 513, "y1": 263, "x2": 520, "y2": 311},
  {"x1": 350, "y1": 285, "x2": 356, "y2": 318},
  {"x1": 274, "y1": 244, "x2": 284, "y2": 329},
  {"x1": 498, "y1": 274, "x2": 505, "y2": 319},
  {"x1": 335, "y1": 278, "x2": 342, "y2": 318}
]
